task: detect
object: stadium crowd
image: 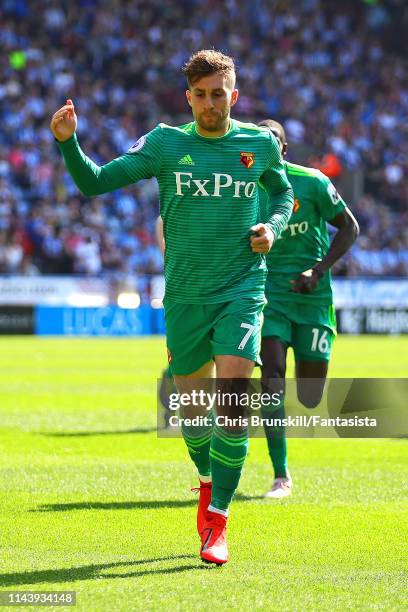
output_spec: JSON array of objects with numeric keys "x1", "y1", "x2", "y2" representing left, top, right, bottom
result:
[{"x1": 0, "y1": 0, "x2": 407, "y2": 278}]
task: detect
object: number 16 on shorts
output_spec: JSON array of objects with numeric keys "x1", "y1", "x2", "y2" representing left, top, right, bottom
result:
[{"x1": 310, "y1": 327, "x2": 335, "y2": 360}]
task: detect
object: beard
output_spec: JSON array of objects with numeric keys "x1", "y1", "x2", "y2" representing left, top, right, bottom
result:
[{"x1": 196, "y1": 107, "x2": 229, "y2": 132}]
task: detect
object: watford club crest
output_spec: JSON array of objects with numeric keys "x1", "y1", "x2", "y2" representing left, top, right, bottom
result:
[
  {"x1": 240, "y1": 151, "x2": 255, "y2": 169},
  {"x1": 293, "y1": 198, "x2": 300, "y2": 213}
]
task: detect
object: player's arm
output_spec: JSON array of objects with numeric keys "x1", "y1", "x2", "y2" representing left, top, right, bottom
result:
[
  {"x1": 313, "y1": 207, "x2": 359, "y2": 276},
  {"x1": 50, "y1": 99, "x2": 162, "y2": 196},
  {"x1": 292, "y1": 177, "x2": 359, "y2": 294},
  {"x1": 251, "y1": 134, "x2": 294, "y2": 254},
  {"x1": 155, "y1": 216, "x2": 165, "y2": 256}
]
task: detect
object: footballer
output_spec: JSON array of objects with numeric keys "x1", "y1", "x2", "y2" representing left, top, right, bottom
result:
[
  {"x1": 258, "y1": 120, "x2": 359, "y2": 498},
  {"x1": 50, "y1": 51, "x2": 294, "y2": 564}
]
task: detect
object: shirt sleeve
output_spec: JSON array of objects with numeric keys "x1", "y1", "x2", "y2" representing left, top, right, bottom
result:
[
  {"x1": 315, "y1": 172, "x2": 346, "y2": 221},
  {"x1": 259, "y1": 132, "x2": 294, "y2": 238},
  {"x1": 57, "y1": 125, "x2": 164, "y2": 197}
]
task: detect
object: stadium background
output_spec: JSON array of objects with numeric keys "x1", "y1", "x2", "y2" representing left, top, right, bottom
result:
[{"x1": 0, "y1": 0, "x2": 407, "y2": 337}]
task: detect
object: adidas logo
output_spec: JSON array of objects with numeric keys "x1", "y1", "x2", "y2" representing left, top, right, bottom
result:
[{"x1": 178, "y1": 154, "x2": 195, "y2": 165}]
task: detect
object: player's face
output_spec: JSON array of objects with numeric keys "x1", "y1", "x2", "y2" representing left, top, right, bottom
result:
[{"x1": 186, "y1": 73, "x2": 238, "y2": 137}]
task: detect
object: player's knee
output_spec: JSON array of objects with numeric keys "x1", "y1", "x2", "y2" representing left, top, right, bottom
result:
[
  {"x1": 261, "y1": 373, "x2": 285, "y2": 397},
  {"x1": 261, "y1": 363, "x2": 285, "y2": 382},
  {"x1": 298, "y1": 394, "x2": 321, "y2": 409},
  {"x1": 297, "y1": 387, "x2": 324, "y2": 409}
]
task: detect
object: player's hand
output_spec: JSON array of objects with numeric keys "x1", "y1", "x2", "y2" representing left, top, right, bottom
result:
[
  {"x1": 250, "y1": 224, "x2": 275, "y2": 254},
  {"x1": 291, "y1": 268, "x2": 321, "y2": 294},
  {"x1": 50, "y1": 99, "x2": 77, "y2": 142}
]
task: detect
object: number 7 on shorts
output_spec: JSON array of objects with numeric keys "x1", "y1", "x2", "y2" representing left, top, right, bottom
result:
[{"x1": 238, "y1": 323, "x2": 256, "y2": 350}]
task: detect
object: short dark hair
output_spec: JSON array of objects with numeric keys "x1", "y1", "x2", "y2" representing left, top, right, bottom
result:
[
  {"x1": 258, "y1": 119, "x2": 286, "y2": 143},
  {"x1": 182, "y1": 49, "x2": 236, "y2": 87}
]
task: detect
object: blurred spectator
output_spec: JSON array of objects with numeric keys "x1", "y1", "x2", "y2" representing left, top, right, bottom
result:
[
  {"x1": 73, "y1": 231, "x2": 102, "y2": 276},
  {"x1": 310, "y1": 152, "x2": 343, "y2": 180},
  {"x1": 0, "y1": 0, "x2": 406, "y2": 278}
]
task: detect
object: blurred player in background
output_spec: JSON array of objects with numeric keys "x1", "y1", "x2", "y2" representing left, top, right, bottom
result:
[
  {"x1": 258, "y1": 120, "x2": 359, "y2": 498},
  {"x1": 51, "y1": 51, "x2": 293, "y2": 564}
]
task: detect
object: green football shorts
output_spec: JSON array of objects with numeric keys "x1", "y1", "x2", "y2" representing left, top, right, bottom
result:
[
  {"x1": 164, "y1": 296, "x2": 265, "y2": 375},
  {"x1": 262, "y1": 298, "x2": 337, "y2": 361}
]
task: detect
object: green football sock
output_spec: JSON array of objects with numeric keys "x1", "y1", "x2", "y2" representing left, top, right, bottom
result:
[
  {"x1": 261, "y1": 399, "x2": 288, "y2": 478},
  {"x1": 181, "y1": 414, "x2": 213, "y2": 478},
  {"x1": 209, "y1": 424, "x2": 249, "y2": 511}
]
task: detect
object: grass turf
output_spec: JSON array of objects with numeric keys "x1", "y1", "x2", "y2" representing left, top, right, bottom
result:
[{"x1": 0, "y1": 336, "x2": 407, "y2": 610}]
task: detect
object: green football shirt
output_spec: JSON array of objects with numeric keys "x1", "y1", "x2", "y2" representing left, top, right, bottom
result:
[
  {"x1": 58, "y1": 119, "x2": 293, "y2": 303},
  {"x1": 260, "y1": 161, "x2": 346, "y2": 305}
]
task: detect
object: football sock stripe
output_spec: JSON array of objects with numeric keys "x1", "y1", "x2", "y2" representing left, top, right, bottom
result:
[
  {"x1": 181, "y1": 414, "x2": 213, "y2": 477},
  {"x1": 210, "y1": 426, "x2": 249, "y2": 511}
]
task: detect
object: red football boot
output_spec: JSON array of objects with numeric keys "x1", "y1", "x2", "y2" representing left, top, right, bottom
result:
[
  {"x1": 191, "y1": 480, "x2": 212, "y2": 537},
  {"x1": 200, "y1": 510, "x2": 228, "y2": 565}
]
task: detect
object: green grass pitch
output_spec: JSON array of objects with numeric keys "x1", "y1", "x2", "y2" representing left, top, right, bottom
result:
[{"x1": 0, "y1": 336, "x2": 407, "y2": 610}]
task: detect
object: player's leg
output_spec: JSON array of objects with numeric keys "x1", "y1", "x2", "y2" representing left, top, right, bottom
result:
[
  {"x1": 260, "y1": 337, "x2": 292, "y2": 497},
  {"x1": 209, "y1": 353, "x2": 254, "y2": 513},
  {"x1": 173, "y1": 361, "x2": 215, "y2": 539},
  {"x1": 174, "y1": 360, "x2": 216, "y2": 484},
  {"x1": 215, "y1": 354, "x2": 255, "y2": 378},
  {"x1": 292, "y1": 305, "x2": 336, "y2": 408},
  {"x1": 200, "y1": 298, "x2": 262, "y2": 564},
  {"x1": 295, "y1": 358, "x2": 329, "y2": 408},
  {"x1": 158, "y1": 365, "x2": 177, "y2": 428},
  {"x1": 209, "y1": 299, "x2": 262, "y2": 513},
  {"x1": 260, "y1": 301, "x2": 293, "y2": 497},
  {"x1": 164, "y1": 299, "x2": 216, "y2": 535}
]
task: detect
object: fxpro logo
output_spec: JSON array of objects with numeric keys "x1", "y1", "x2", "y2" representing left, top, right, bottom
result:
[
  {"x1": 174, "y1": 172, "x2": 256, "y2": 198},
  {"x1": 279, "y1": 221, "x2": 309, "y2": 238}
]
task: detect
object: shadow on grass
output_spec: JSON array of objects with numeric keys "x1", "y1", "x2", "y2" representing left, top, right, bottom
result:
[
  {"x1": 0, "y1": 555, "x2": 214, "y2": 587},
  {"x1": 31, "y1": 493, "x2": 263, "y2": 513},
  {"x1": 31, "y1": 500, "x2": 197, "y2": 512},
  {"x1": 39, "y1": 427, "x2": 158, "y2": 437}
]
